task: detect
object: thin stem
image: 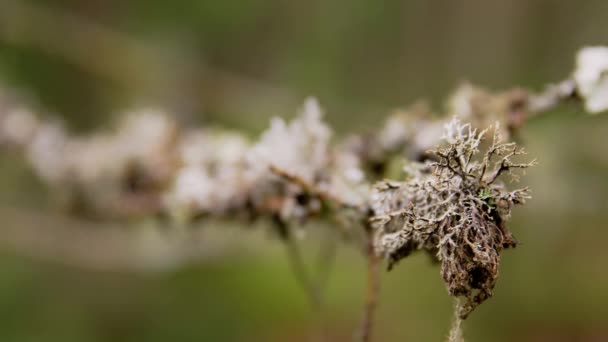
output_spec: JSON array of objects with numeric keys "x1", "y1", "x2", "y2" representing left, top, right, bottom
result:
[
  {"x1": 283, "y1": 230, "x2": 322, "y2": 310},
  {"x1": 358, "y1": 228, "x2": 380, "y2": 342},
  {"x1": 315, "y1": 228, "x2": 339, "y2": 301},
  {"x1": 284, "y1": 230, "x2": 331, "y2": 342},
  {"x1": 447, "y1": 298, "x2": 465, "y2": 342}
]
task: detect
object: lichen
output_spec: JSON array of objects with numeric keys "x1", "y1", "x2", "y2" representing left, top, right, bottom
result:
[{"x1": 371, "y1": 118, "x2": 535, "y2": 318}]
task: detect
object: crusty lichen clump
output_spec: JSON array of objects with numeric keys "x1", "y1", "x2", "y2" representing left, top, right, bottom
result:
[{"x1": 370, "y1": 118, "x2": 536, "y2": 318}]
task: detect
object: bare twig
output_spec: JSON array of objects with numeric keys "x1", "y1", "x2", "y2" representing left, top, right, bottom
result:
[{"x1": 269, "y1": 164, "x2": 363, "y2": 211}]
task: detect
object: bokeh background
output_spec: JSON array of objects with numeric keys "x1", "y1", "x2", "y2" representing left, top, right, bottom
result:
[{"x1": 1, "y1": 0, "x2": 608, "y2": 341}]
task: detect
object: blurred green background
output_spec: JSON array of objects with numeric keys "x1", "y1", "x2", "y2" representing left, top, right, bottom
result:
[{"x1": 1, "y1": 0, "x2": 608, "y2": 341}]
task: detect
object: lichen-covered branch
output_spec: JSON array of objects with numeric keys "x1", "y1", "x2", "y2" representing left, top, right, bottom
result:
[{"x1": 1, "y1": 46, "x2": 607, "y2": 341}]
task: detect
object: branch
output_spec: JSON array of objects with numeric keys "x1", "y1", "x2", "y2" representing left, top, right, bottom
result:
[{"x1": 1, "y1": 43, "x2": 606, "y2": 342}]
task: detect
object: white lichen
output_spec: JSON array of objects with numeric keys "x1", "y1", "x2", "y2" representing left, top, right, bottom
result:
[
  {"x1": 573, "y1": 46, "x2": 608, "y2": 113},
  {"x1": 1, "y1": 107, "x2": 40, "y2": 146},
  {"x1": 249, "y1": 97, "x2": 331, "y2": 183}
]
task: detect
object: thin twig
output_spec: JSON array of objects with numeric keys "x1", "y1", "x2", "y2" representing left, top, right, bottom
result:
[
  {"x1": 315, "y1": 228, "x2": 339, "y2": 298},
  {"x1": 358, "y1": 227, "x2": 380, "y2": 342},
  {"x1": 283, "y1": 229, "x2": 322, "y2": 310},
  {"x1": 269, "y1": 164, "x2": 363, "y2": 211},
  {"x1": 447, "y1": 298, "x2": 465, "y2": 342},
  {"x1": 309, "y1": 229, "x2": 339, "y2": 342}
]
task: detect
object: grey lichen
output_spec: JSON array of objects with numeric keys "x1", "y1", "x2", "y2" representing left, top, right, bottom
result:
[{"x1": 370, "y1": 118, "x2": 536, "y2": 318}]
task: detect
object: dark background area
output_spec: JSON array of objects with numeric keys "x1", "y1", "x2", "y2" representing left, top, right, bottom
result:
[{"x1": 0, "y1": 0, "x2": 607, "y2": 341}]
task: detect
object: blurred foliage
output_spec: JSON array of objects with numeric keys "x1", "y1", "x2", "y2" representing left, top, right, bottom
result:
[{"x1": 0, "y1": 0, "x2": 608, "y2": 341}]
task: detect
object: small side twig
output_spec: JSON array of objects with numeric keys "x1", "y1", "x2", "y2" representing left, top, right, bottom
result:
[
  {"x1": 358, "y1": 226, "x2": 380, "y2": 342},
  {"x1": 281, "y1": 225, "x2": 322, "y2": 310},
  {"x1": 315, "y1": 228, "x2": 339, "y2": 301}
]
